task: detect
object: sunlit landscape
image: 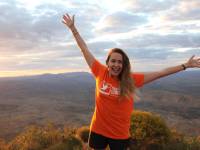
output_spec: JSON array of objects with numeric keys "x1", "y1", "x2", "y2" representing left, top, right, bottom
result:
[{"x1": 0, "y1": 0, "x2": 200, "y2": 149}]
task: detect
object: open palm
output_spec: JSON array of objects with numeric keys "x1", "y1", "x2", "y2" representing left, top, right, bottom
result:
[
  {"x1": 62, "y1": 13, "x2": 75, "y2": 29},
  {"x1": 186, "y1": 55, "x2": 200, "y2": 68}
]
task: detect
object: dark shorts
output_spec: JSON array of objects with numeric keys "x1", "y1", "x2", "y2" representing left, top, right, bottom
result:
[{"x1": 88, "y1": 131, "x2": 130, "y2": 150}]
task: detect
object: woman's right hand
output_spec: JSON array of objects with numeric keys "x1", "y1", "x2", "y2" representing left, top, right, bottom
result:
[
  {"x1": 62, "y1": 13, "x2": 75, "y2": 29},
  {"x1": 61, "y1": 13, "x2": 95, "y2": 68}
]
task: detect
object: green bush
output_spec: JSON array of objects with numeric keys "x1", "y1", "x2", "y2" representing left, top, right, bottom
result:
[
  {"x1": 76, "y1": 126, "x2": 90, "y2": 143},
  {"x1": 163, "y1": 131, "x2": 200, "y2": 150},
  {"x1": 0, "y1": 114, "x2": 198, "y2": 150},
  {"x1": 129, "y1": 110, "x2": 171, "y2": 150},
  {"x1": 47, "y1": 135, "x2": 83, "y2": 150},
  {"x1": 8, "y1": 123, "x2": 62, "y2": 150},
  {"x1": 0, "y1": 138, "x2": 8, "y2": 150}
]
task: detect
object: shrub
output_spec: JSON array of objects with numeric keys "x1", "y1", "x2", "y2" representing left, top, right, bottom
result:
[
  {"x1": 129, "y1": 110, "x2": 171, "y2": 150},
  {"x1": 8, "y1": 123, "x2": 62, "y2": 150},
  {"x1": 164, "y1": 131, "x2": 200, "y2": 150},
  {"x1": 76, "y1": 126, "x2": 90, "y2": 143},
  {"x1": 47, "y1": 135, "x2": 83, "y2": 150},
  {"x1": 0, "y1": 138, "x2": 8, "y2": 150}
]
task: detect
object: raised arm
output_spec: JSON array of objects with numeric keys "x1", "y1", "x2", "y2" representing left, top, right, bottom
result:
[
  {"x1": 62, "y1": 13, "x2": 95, "y2": 68},
  {"x1": 143, "y1": 55, "x2": 200, "y2": 84}
]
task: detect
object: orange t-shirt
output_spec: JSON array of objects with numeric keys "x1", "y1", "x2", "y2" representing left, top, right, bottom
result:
[{"x1": 90, "y1": 60, "x2": 144, "y2": 139}]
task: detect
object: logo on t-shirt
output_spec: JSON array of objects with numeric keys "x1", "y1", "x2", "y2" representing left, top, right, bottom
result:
[{"x1": 99, "y1": 81, "x2": 120, "y2": 97}]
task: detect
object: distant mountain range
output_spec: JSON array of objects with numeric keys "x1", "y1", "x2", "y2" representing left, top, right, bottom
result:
[{"x1": 0, "y1": 71, "x2": 199, "y2": 140}]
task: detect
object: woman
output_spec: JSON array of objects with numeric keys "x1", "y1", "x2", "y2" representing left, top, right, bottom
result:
[{"x1": 62, "y1": 14, "x2": 200, "y2": 150}]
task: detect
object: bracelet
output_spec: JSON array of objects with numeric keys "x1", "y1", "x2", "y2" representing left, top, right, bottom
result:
[
  {"x1": 72, "y1": 30, "x2": 78, "y2": 35},
  {"x1": 181, "y1": 64, "x2": 186, "y2": 70}
]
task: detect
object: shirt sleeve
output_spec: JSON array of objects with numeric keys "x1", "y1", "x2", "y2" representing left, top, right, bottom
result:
[
  {"x1": 91, "y1": 59, "x2": 106, "y2": 78},
  {"x1": 132, "y1": 73, "x2": 144, "y2": 88}
]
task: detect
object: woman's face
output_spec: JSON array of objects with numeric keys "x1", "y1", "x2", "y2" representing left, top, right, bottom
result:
[{"x1": 107, "y1": 52, "x2": 123, "y2": 77}]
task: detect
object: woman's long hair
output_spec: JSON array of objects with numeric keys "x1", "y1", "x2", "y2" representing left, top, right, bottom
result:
[{"x1": 106, "y1": 48, "x2": 135, "y2": 98}]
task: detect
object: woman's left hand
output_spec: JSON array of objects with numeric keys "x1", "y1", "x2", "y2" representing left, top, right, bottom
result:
[
  {"x1": 185, "y1": 55, "x2": 200, "y2": 68},
  {"x1": 62, "y1": 13, "x2": 75, "y2": 29}
]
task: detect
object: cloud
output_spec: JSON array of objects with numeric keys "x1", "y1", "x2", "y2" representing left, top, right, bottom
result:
[
  {"x1": 87, "y1": 41, "x2": 117, "y2": 54},
  {"x1": 0, "y1": 1, "x2": 32, "y2": 39},
  {"x1": 123, "y1": 0, "x2": 176, "y2": 13},
  {"x1": 95, "y1": 11, "x2": 147, "y2": 33},
  {"x1": 0, "y1": 0, "x2": 104, "y2": 53},
  {"x1": 162, "y1": 0, "x2": 200, "y2": 21},
  {"x1": 128, "y1": 47, "x2": 200, "y2": 60},
  {"x1": 115, "y1": 33, "x2": 200, "y2": 60},
  {"x1": 0, "y1": 2, "x2": 63, "y2": 53},
  {"x1": 118, "y1": 33, "x2": 200, "y2": 49},
  {"x1": 0, "y1": 0, "x2": 200, "y2": 75}
]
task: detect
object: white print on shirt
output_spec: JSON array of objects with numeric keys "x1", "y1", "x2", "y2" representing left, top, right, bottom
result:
[{"x1": 99, "y1": 80, "x2": 120, "y2": 96}]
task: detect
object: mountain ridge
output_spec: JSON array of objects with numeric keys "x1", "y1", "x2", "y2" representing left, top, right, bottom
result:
[{"x1": 0, "y1": 71, "x2": 199, "y2": 140}]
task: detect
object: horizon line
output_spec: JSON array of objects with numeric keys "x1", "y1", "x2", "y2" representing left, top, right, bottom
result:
[{"x1": 0, "y1": 69, "x2": 90, "y2": 78}]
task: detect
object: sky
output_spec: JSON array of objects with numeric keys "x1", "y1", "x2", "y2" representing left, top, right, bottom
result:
[{"x1": 0, "y1": 0, "x2": 200, "y2": 77}]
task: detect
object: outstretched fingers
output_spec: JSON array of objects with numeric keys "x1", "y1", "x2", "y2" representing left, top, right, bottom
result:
[
  {"x1": 62, "y1": 19, "x2": 66, "y2": 25},
  {"x1": 192, "y1": 56, "x2": 200, "y2": 68},
  {"x1": 63, "y1": 14, "x2": 69, "y2": 21},
  {"x1": 66, "y1": 13, "x2": 71, "y2": 19},
  {"x1": 64, "y1": 13, "x2": 74, "y2": 21},
  {"x1": 189, "y1": 55, "x2": 195, "y2": 62},
  {"x1": 197, "y1": 58, "x2": 200, "y2": 67},
  {"x1": 62, "y1": 13, "x2": 75, "y2": 28},
  {"x1": 72, "y1": 15, "x2": 75, "y2": 23}
]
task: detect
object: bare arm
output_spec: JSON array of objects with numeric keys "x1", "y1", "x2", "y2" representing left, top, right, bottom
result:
[
  {"x1": 62, "y1": 14, "x2": 95, "y2": 68},
  {"x1": 143, "y1": 55, "x2": 200, "y2": 84}
]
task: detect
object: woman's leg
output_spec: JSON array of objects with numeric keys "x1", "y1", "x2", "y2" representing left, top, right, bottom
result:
[
  {"x1": 108, "y1": 137, "x2": 130, "y2": 150},
  {"x1": 88, "y1": 131, "x2": 108, "y2": 150}
]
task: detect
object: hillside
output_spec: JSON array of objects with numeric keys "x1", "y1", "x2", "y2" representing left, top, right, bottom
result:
[{"x1": 0, "y1": 71, "x2": 199, "y2": 140}]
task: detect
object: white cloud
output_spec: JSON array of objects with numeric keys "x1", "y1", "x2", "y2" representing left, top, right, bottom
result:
[
  {"x1": 162, "y1": 0, "x2": 200, "y2": 21},
  {"x1": 122, "y1": 0, "x2": 176, "y2": 13},
  {"x1": 94, "y1": 11, "x2": 147, "y2": 33},
  {"x1": 0, "y1": 0, "x2": 200, "y2": 76}
]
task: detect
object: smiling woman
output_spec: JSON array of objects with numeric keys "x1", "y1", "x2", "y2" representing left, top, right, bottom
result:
[{"x1": 62, "y1": 13, "x2": 200, "y2": 150}]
